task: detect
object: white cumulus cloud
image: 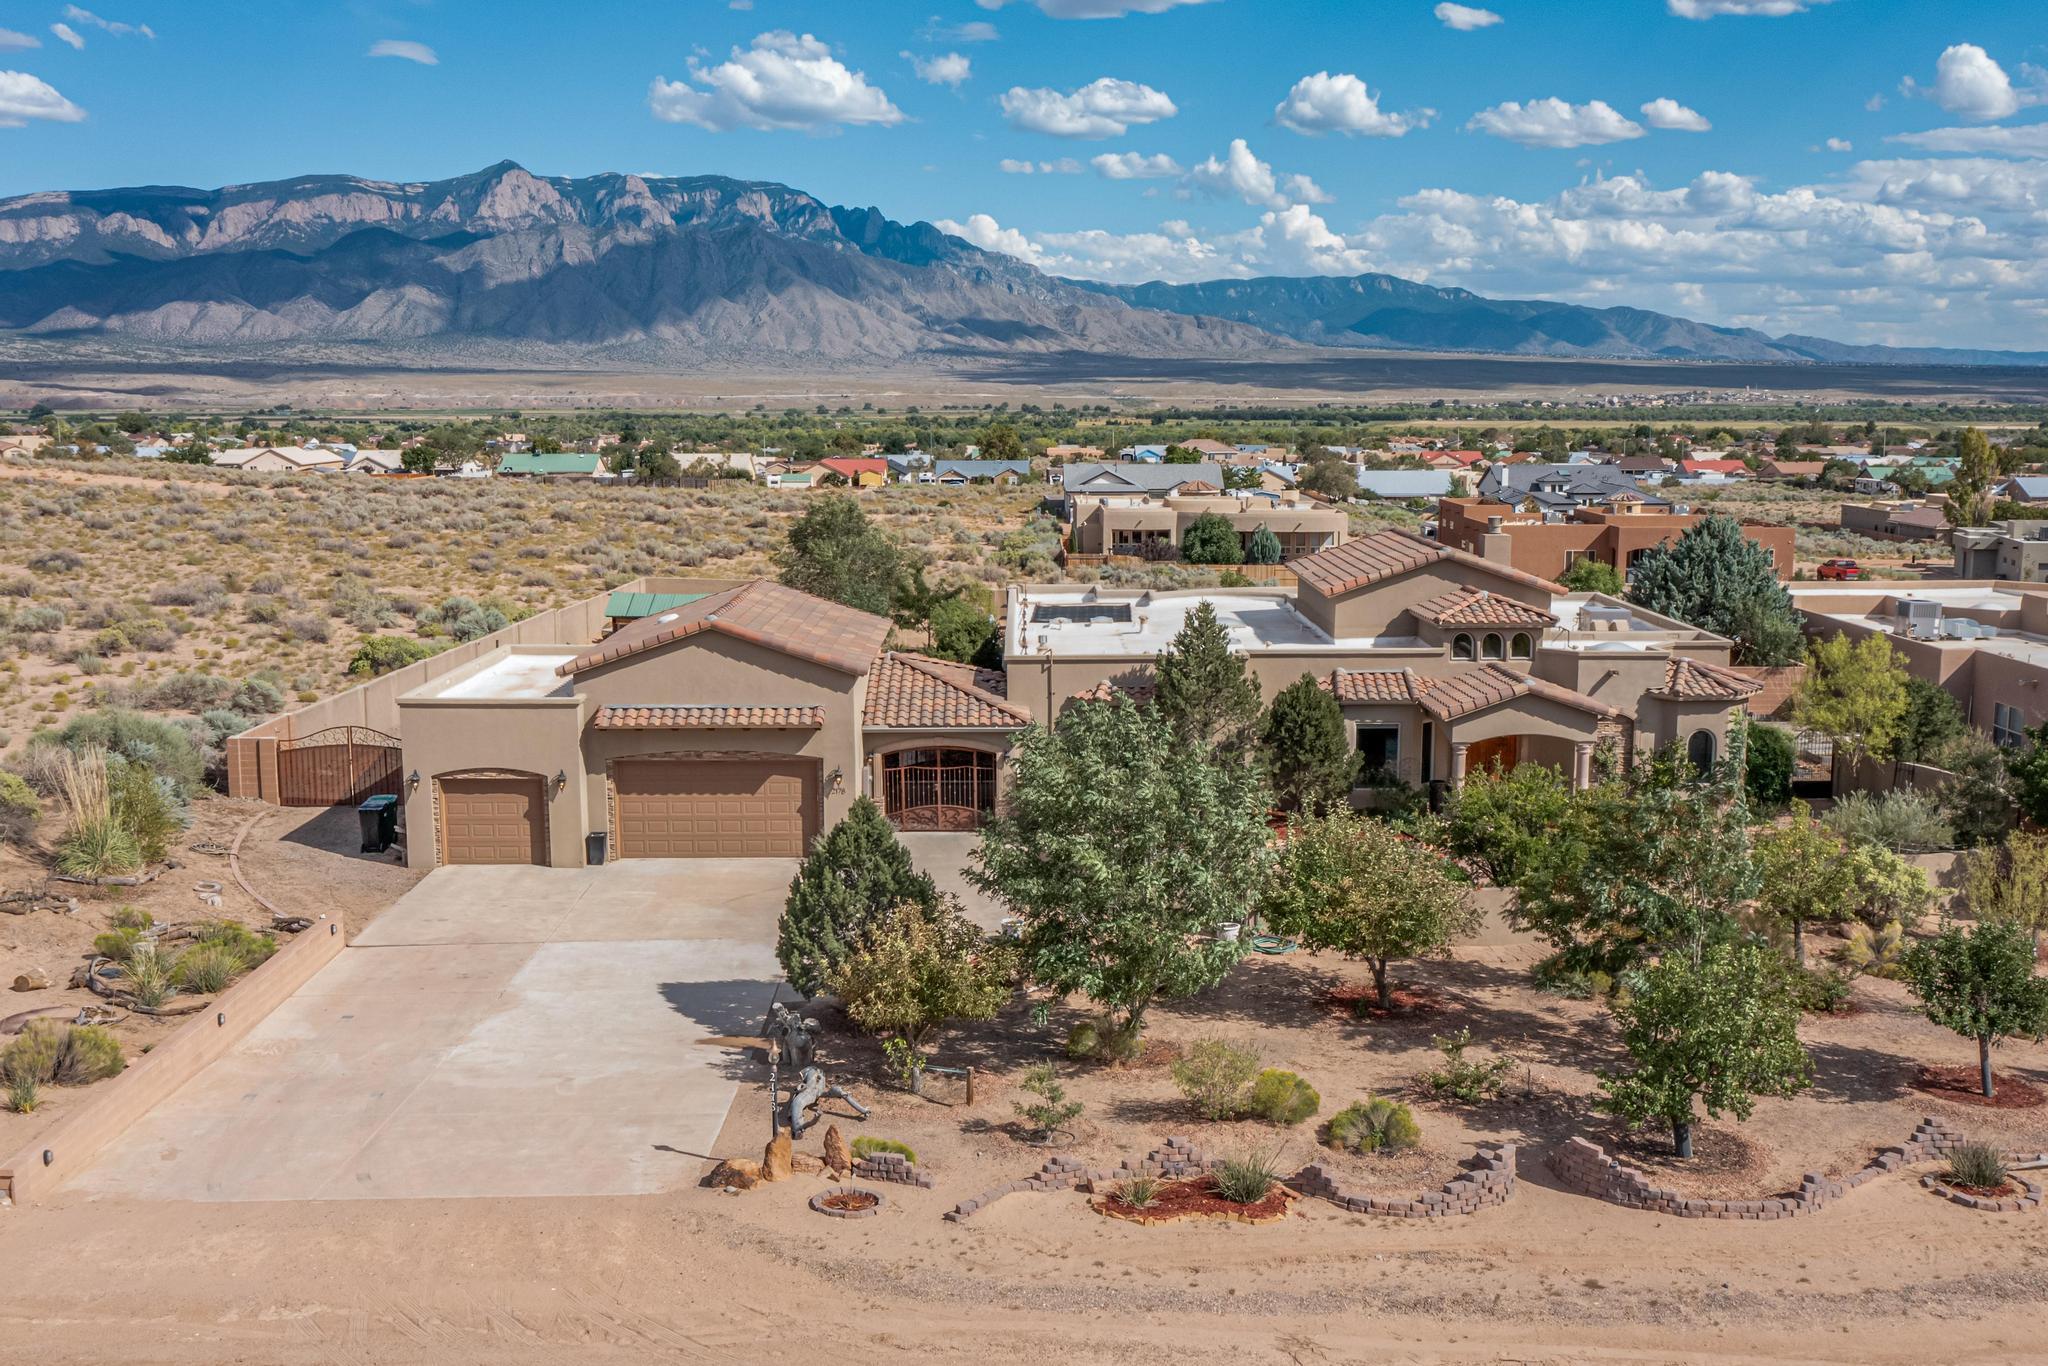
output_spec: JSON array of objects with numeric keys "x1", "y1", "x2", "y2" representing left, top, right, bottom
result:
[
  {"x1": 1091, "y1": 150, "x2": 1183, "y2": 179},
  {"x1": 1186, "y1": 138, "x2": 1330, "y2": 208},
  {"x1": 1903, "y1": 43, "x2": 2039, "y2": 122},
  {"x1": 1273, "y1": 71, "x2": 1430, "y2": 138},
  {"x1": 1888, "y1": 123, "x2": 2048, "y2": 158},
  {"x1": 368, "y1": 40, "x2": 438, "y2": 66},
  {"x1": 649, "y1": 32, "x2": 905, "y2": 132},
  {"x1": 908, "y1": 51, "x2": 971, "y2": 87},
  {"x1": 1000, "y1": 77, "x2": 1176, "y2": 138},
  {"x1": 49, "y1": 23, "x2": 83, "y2": 50},
  {"x1": 1640, "y1": 98, "x2": 1710, "y2": 132},
  {"x1": 1467, "y1": 98, "x2": 1644, "y2": 148},
  {"x1": 0, "y1": 70, "x2": 85, "y2": 126},
  {"x1": 1434, "y1": 3, "x2": 1502, "y2": 30},
  {"x1": 1000, "y1": 157, "x2": 1083, "y2": 173},
  {"x1": 1668, "y1": 0, "x2": 1831, "y2": 16},
  {"x1": 1824, "y1": 137, "x2": 1852, "y2": 153},
  {"x1": 974, "y1": 0, "x2": 1214, "y2": 16},
  {"x1": 934, "y1": 212, "x2": 1048, "y2": 266}
]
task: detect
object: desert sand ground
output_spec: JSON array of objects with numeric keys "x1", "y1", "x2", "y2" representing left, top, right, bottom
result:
[{"x1": 4, "y1": 835, "x2": 2044, "y2": 1366}]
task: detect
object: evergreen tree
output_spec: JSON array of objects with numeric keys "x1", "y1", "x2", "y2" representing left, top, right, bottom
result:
[
  {"x1": 777, "y1": 798, "x2": 939, "y2": 995},
  {"x1": 1946, "y1": 427, "x2": 1998, "y2": 527},
  {"x1": 1627, "y1": 515, "x2": 1802, "y2": 665},
  {"x1": 1262, "y1": 673, "x2": 1356, "y2": 814},
  {"x1": 1151, "y1": 601, "x2": 1264, "y2": 750},
  {"x1": 1245, "y1": 525, "x2": 1283, "y2": 565}
]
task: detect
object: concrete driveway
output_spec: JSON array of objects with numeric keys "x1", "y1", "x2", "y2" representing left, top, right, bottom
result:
[{"x1": 67, "y1": 860, "x2": 799, "y2": 1203}]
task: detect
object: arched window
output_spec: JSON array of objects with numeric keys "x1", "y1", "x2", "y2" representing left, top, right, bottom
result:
[
  {"x1": 1481, "y1": 633, "x2": 1505, "y2": 661},
  {"x1": 1687, "y1": 729, "x2": 1717, "y2": 776},
  {"x1": 1452, "y1": 633, "x2": 1474, "y2": 661},
  {"x1": 1509, "y1": 632, "x2": 1533, "y2": 660}
]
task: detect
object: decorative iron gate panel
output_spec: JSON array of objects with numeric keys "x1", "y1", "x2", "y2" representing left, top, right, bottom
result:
[{"x1": 276, "y1": 726, "x2": 403, "y2": 807}]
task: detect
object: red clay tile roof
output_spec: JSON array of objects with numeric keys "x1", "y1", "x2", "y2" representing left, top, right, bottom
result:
[
  {"x1": 1653, "y1": 656, "x2": 1765, "y2": 702},
  {"x1": 1414, "y1": 588, "x2": 1558, "y2": 629},
  {"x1": 1072, "y1": 677, "x2": 1158, "y2": 705},
  {"x1": 1289, "y1": 528, "x2": 1565, "y2": 600},
  {"x1": 1417, "y1": 663, "x2": 1622, "y2": 723},
  {"x1": 591, "y1": 704, "x2": 826, "y2": 729},
  {"x1": 1320, "y1": 669, "x2": 1429, "y2": 704},
  {"x1": 864, "y1": 653, "x2": 1031, "y2": 729},
  {"x1": 559, "y1": 581, "x2": 890, "y2": 678}
]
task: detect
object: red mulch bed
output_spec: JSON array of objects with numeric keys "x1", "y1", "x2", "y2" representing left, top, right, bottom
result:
[
  {"x1": 1913, "y1": 1065, "x2": 2046, "y2": 1109},
  {"x1": 1325, "y1": 983, "x2": 1449, "y2": 1021},
  {"x1": 1095, "y1": 1175, "x2": 1295, "y2": 1225},
  {"x1": 818, "y1": 1191, "x2": 879, "y2": 1213},
  {"x1": 1943, "y1": 1179, "x2": 2022, "y2": 1199}
]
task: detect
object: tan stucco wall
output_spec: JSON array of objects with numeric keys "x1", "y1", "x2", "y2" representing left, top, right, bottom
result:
[
  {"x1": 395, "y1": 693, "x2": 587, "y2": 869},
  {"x1": 1298, "y1": 559, "x2": 1552, "y2": 641}
]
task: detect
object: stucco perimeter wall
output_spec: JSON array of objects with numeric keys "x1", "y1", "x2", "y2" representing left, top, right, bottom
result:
[
  {"x1": 0, "y1": 914, "x2": 346, "y2": 1205},
  {"x1": 227, "y1": 577, "x2": 749, "y2": 802}
]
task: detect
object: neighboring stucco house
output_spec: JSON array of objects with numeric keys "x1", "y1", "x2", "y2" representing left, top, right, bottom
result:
[
  {"x1": 495, "y1": 451, "x2": 608, "y2": 479},
  {"x1": 393, "y1": 581, "x2": 1029, "y2": 867},
  {"x1": 1062, "y1": 463, "x2": 1348, "y2": 561},
  {"x1": 1435, "y1": 498, "x2": 1795, "y2": 582},
  {"x1": 936, "y1": 459, "x2": 1032, "y2": 484},
  {"x1": 1006, "y1": 529, "x2": 1759, "y2": 797},
  {"x1": 212, "y1": 445, "x2": 346, "y2": 474}
]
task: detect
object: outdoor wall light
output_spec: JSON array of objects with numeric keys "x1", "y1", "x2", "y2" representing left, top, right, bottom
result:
[
  {"x1": 826, "y1": 766, "x2": 845, "y2": 794},
  {"x1": 406, "y1": 769, "x2": 421, "y2": 793},
  {"x1": 553, "y1": 769, "x2": 568, "y2": 793}
]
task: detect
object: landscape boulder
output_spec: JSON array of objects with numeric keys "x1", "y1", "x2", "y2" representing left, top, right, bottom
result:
[
  {"x1": 762, "y1": 1134, "x2": 794, "y2": 1182},
  {"x1": 708, "y1": 1158, "x2": 762, "y2": 1191},
  {"x1": 822, "y1": 1124, "x2": 853, "y2": 1176}
]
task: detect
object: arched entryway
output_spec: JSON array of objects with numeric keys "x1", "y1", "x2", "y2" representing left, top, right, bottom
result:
[
  {"x1": 880, "y1": 747, "x2": 1000, "y2": 831},
  {"x1": 1464, "y1": 734, "x2": 1520, "y2": 777}
]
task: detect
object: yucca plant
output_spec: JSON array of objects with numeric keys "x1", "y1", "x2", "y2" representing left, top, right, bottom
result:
[
  {"x1": 120, "y1": 942, "x2": 179, "y2": 1009},
  {"x1": 1948, "y1": 1142, "x2": 2009, "y2": 1191},
  {"x1": 1111, "y1": 1174, "x2": 1162, "y2": 1210},
  {"x1": 6, "y1": 1073, "x2": 37, "y2": 1113},
  {"x1": 1211, "y1": 1148, "x2": 1284, "y2": 1204},
  {"x1": 1838, "y1": 920, "x2": 1905, "y2": 980}
]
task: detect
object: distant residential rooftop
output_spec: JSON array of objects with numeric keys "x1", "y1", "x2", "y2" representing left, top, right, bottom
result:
[{"x1": 1009, "y1": 588, "x2": 1407, "y2": 656}]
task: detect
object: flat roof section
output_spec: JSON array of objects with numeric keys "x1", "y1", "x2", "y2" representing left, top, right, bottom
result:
[
  {"x1": 421, "y1": 651, "x2": 579, "y2": 701},
  {"x1": 1012, "y1": 589, "x2": 1419, "y2": 656}
]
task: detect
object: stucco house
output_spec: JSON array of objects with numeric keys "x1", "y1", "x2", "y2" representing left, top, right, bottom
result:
[
  {"x1": 1006, "y1": 529, "x2": 1760, "y2": 795},
  {"x1": 392, "y1": 581, "x2": 1029, "y2": 867},
  {"x1": 212, "y1": 445, "x2": 346, "y2": 474}
]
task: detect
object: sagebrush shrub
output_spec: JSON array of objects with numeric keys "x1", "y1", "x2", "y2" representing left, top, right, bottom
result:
[
  {"x1": 1328, "y1": 1097, "x2": 1421, "y2": 1154},
  {"x1": 1171, "y1": 1038, "x2": 1263, "y2": 1120},
  {"x1": 1245, "y1": 1069, "x2": 1320, "y2": 1126}
]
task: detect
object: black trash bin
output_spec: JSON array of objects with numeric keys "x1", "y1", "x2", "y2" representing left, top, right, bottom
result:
[
  {"x1": 358, "y1": 794, "x2": 400, "y2": 854},
  {"x1": 585, "y1": 831, "x2": 607, "y2": 867}
]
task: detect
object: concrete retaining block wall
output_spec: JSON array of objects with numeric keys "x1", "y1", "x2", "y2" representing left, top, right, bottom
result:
[
  {"x1": 852, "y1": 1152, "x2": 936, "y2": 1189},
  {"x1": 1548, "y1": 1117, "x2": 1968, "y2": 1219},
  {"x1": 0, "y1": 915, "x2": 346, "y2": 1205},
  {"x1": 1292, "y1": 1142, "x2": 1518, "y2": 1218}
]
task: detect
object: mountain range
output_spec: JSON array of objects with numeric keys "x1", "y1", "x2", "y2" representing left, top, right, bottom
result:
[{"x1": 0, "y1": 161, "x2": 2040, "y2": 370}]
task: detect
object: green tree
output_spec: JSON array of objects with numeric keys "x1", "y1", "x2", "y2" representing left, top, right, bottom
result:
[
  {"x1": 1558, "y1": 558, "x2": 1626, "y2": 595},
  {"x1": 1961, "y1": 833, "x2": 2048, "y2": 957},
  {"x1": 1245, "y1": 525, "x2": 1283, "y2": 565},
  {"x1": 1179, "y1": 512, "x2": 1245, "y2": 565},
  {"x1": 929, "y1": 595, "x2": 1001, "y2": 667},
  {"x1": 1599, "y1": 941, "x2": 1812, "y2": 1158},
  {"x1": 1262, "y1": 674, "x2": 1355, "y2": 815},
  {"x1": 978, "y1": 423, "x2": 1025, "y2": 463},
  {"x1": 1902, "y1": 919, "x2": 2048, "y2": 1098},
  {"x1": 1297, "y1": 455, "x2": 1357, "y2": 500},
  {"x1": 1150, "y1": 600, "x2": 1264, "y2": 751},
  {"x1": 891, "y1": 563, "x2": 961, "y2": 634},
  {"x1": 776, "y1": 798, "x2": 939, "y2": 995},
  {"x1": 399, "y1": 446, "x2": 438, "y2": 474},
  {"x1": 1510, "y1": 748, "x2": 1757, "y2": 974},
  {"x1": 1893, "y1": 676, "x2": 1967, "y2": 764},
  {"x1": 1441, "y1": 761, "x2": 1578, "y2": 885},
  {"x1": 2003, "y1": 720, "x2": 2048, "y2": 828},
  {"x1": 163, "y1": 443, "x2": 213, "y2": 467},
  {"x1": 969, "y1": 696, "x2": 1272, "y2": 1043},
  {"x1": 1627, "y1": 515, "x2": 1802, "y2": 665},
  {"x1": 1792, "y1": 632, "x2": 1909, "y2": 764},
  {"x1": 828, "y1": 899, "x2": 1015, "y2": 1091},
  {"x1": 1266, "y1": 808, "x2": 1480, "y2": 1009},
  {"x1": 1743, "y1": 722, "x2": 1796, "y2": 810},
  {"x1": 1752, "y1": 812, "x2": 1859, "y2": 966},
  {"x1": 636, "y1": 449, "x2": 682, "y2": 483},
  {"x1": 1946, "y1": 427, "x2": 1997, "y2": 527},
  {"x1": 346, "y1": 636, "x2": 442, "y2": 677},
  {"x1": 774, "y1": 495, "x2": 902, "y2": 618}
]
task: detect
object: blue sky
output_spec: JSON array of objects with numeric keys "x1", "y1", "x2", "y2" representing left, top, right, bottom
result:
[{"x1": 2, "y1": 0, "x2": 2046, "y2": 348}]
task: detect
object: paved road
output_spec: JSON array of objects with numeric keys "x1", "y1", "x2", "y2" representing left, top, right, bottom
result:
[{"x1": 66, "y1": 860, "x2": 799, "y2": 1203}]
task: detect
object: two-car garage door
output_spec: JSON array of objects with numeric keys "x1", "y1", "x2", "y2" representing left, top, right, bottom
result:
[{"x1": 613, "y1": 758, "x2": 815, "y2": 859}]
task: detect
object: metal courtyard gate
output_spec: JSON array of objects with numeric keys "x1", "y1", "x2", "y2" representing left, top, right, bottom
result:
[{"x1": 276, "y1": 726, "x2": 403, "y2": 807}]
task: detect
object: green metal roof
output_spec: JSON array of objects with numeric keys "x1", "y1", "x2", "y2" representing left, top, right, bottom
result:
[{"x1": 604, "y1": 591, "x2": 709, "y2": 620}]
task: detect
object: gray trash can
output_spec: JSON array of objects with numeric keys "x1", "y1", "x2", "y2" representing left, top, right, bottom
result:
[
  {"x1": 585, "y1": 831, "x2": 607, "y2": 867},
  {"x1": 358, "y1": 794, "x2": 400, "y2": 853}
]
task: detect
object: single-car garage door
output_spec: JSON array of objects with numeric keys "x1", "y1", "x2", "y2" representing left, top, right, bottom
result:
[
  {"x1": 439, "y1": 775, "x2": 547, "y2": 866},
  {"x1": 614, "y1": 758, "x2": 814, "y2": 858}
]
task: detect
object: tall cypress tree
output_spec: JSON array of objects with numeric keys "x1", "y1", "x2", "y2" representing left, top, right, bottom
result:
[
  {"x1": 1151, "y1": 601, "x2": 1264, "y2": 751},
  {"x1": 777, "y1": 797, "x2": 938, "y2": 995},
  {"x1": 1263, "y1": 673, "x2": 1357, "y2": 814}
]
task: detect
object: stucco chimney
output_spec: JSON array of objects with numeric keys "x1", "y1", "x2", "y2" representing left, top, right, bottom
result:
[{"x1": 1480, "y1": 515, "x2": 1514, "y2": 565}]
